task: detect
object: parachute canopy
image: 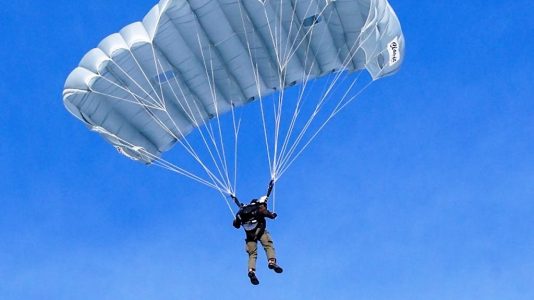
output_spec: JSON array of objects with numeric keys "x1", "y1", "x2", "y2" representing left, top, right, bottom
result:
[{"x1": 63, "y1": 0, "x2": 404, "y2": 200}]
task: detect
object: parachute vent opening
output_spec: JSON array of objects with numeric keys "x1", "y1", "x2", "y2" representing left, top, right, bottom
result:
[{"x1": 303, "y1": 15, "x2": 321, "y2": 28}]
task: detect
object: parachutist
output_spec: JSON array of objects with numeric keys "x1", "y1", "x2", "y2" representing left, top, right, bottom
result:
[
  {"x1": 63, "y1": 0, "x2": 404, "y2": 284},
  {"x1": 232, "y1": 181, "x2": 282, "y2": 285}
]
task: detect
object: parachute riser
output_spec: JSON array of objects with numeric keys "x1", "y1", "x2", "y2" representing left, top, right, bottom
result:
[{"x1": 230, "y1": 179, "x2": 274, "y2": 209}]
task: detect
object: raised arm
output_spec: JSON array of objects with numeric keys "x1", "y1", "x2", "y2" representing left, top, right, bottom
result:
[
  {"x1": 266, "y1": 179, "x2": 275, "y2": 198},
  {"x1": 232, "y1": 215, "x2": 241, "y2": 228},
  {"x1": 258, "y1": 203, "x2": 277, "y2": 220},
  {"x1": 263, "y1": 207, "x2": 278, "y2": 219},
  {"x1": 231, "y1": 194, "x2": 243, "y2": 208},
  {"x1": 232, "y1": 197, "x2": 242, "y2": 229}
]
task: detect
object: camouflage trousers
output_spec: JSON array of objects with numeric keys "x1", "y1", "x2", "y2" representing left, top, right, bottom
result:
[{"x1": 245, "y1": 230, "x2": 276, "y2": 270}]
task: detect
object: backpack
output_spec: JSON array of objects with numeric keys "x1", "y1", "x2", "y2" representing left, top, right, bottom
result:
[{"x1": 238, "y1": 203, "x2": 260, "y2": 223}]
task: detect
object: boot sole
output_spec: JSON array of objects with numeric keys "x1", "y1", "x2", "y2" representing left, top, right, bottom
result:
[
  {"x1": 248, "y1": 273, "x2": 260, "y2": 285},
  {"x1": 268, "y1": 265, "x2": 283, "y2": 273}
]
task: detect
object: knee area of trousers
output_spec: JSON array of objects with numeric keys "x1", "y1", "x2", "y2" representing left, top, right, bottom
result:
[{"x1": 246, "y1": 244, "x2": 257, "y2": 255}]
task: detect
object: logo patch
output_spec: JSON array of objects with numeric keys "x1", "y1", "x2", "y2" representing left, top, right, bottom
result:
[{"x1": 387, "y1": 37, "x2": 401, "y2": 66}]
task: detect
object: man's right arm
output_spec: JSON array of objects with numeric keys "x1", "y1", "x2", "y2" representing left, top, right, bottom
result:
[{"x1": 233, "y1": 217, "x2": 241, "y2": 229}]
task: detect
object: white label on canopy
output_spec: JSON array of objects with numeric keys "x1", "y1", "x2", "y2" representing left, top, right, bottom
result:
[{"x1": 388, "y1": 37, "x2": 401, "y2": 66}]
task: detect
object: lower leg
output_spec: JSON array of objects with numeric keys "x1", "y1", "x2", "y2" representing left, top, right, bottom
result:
[
  {"x1": 259, "y1": 231, "x2": 283, "y2": 273},
  {"x1": 246, "y1": 241, "x2": 258, "y2": 271}
]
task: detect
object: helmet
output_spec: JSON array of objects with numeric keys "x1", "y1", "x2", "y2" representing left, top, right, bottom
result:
[{"x1": 257, "y1": 196, "x2": 268, "y2": 204}]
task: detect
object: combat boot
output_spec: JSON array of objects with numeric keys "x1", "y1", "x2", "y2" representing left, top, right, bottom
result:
[
  {"x1": 268, "y1": 258, "x2": 283, "y2": 273},
  {"x1": 248, "y1": 269, "x2": 259, "y2": 285}
]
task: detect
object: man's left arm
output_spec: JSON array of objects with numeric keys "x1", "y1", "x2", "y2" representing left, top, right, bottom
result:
[{"x1": 260, "y1": 205, "x2": 277, "y2": 219}]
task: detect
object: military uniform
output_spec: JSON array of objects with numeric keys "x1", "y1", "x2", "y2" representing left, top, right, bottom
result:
[
  {"x1": 231, "y1": 181, "x2": 282, "y2": 285},
  {"x1": 233, "y1": 203, "x2": 277, "y2": 270}
]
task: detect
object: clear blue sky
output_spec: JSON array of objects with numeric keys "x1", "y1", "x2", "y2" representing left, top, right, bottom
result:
[{"x1": 1, "y1": 1, "x2": 533, "y2": 299}]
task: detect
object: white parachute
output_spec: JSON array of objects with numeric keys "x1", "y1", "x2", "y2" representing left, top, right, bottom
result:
[{"x1": 63, "y1": 0, "x2": 404, "y2": 210}]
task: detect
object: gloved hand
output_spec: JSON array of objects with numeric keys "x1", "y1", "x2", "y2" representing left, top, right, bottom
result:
[
  {"x1": 233, "y1": 218, "x2": 241, "y2": 229},
  {"x1": 272, "y1": 212, "x2": 278, "y2": 219}
]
